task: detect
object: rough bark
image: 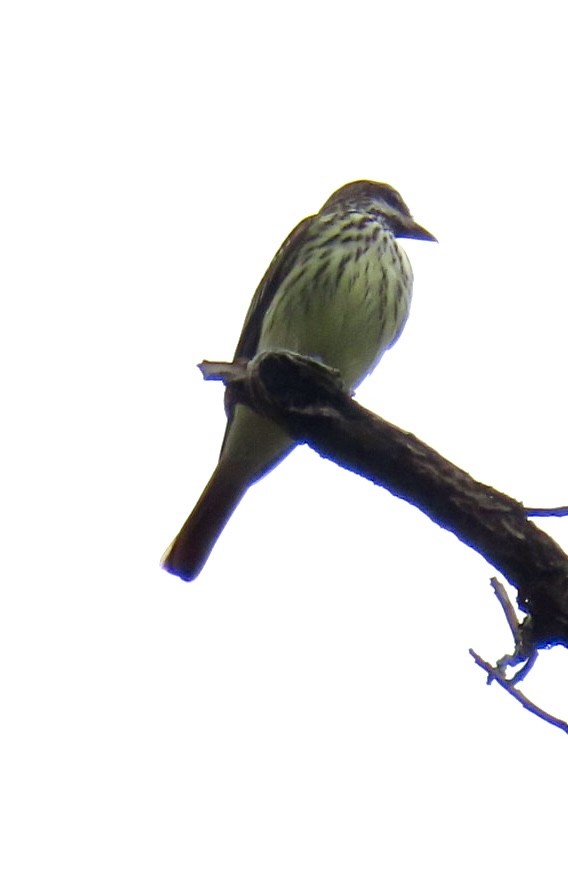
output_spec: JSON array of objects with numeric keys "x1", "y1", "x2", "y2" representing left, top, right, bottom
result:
[{"x1": 201, "y1": 352, "x2": 568, "y2": 650}]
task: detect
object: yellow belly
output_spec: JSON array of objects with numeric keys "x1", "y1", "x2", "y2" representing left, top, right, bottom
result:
[{"x1": 258, "y1": 232, "x2": 413, "y2": 389}]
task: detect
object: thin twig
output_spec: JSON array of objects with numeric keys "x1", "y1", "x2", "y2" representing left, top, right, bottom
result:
[
  {"x1": 469, "y1": 649, "x2": 568, "y2": 734},
  {"x1": 525, "y1": 506, "x2": 568, "y2": 517},
  {"x1": 491, "y1": 577, "x2": 522, "y2": 645},
  {"x1": 488, "y1": 577, "x2": 538, "y2": 679}
]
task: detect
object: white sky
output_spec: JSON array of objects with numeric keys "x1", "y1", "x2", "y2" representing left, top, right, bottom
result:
[{"x1": 2, "y1": 1, "x2": 568, "y2": 869}]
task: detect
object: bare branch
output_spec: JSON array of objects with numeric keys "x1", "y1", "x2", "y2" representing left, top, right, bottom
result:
[
  {"x1": 491, "y1": 577, "x2": 523, "y2": 646},
  {"x1": 201, "y1": 351, "x2": 568, "y2": 650},
  {"x1": 469, "y1": 649, "x2": 568, "y2": 734},
  {"x1": 525, "y1": 506, "x2": 568, "y2": 518}
]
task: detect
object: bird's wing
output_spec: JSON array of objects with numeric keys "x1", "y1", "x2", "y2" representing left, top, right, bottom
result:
[
  {"x1": 219, "y1": 214, "x2": 315, "y2": 456},
  {"x1": 232, "y1": 215, "x2": 314, "y2": 361}
]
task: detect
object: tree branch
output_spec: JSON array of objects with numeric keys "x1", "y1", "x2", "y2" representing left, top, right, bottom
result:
[
  {"x1": 469, "y1": 649, "x2": 568, "y2": 733},
  {"x1": 200, "y1": 352, "x2": 568, "y2": 650}
]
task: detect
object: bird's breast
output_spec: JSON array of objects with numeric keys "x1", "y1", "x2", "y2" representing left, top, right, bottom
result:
[{"x1": 258, "y1": 228, "x2": 413, "y2": 390}]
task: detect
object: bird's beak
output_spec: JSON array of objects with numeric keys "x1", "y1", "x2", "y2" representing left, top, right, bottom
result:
[{"x1": 399, "y1": 218, "x2": 437, "y2": 243}]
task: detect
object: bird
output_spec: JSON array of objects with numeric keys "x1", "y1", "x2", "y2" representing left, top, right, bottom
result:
[{"x1": 162, "y1": 180, "x2": 436, "y2": 581}]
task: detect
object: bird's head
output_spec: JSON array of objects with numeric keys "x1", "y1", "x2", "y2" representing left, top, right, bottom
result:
[{"x1": 321, "y1": 180, "x2": 437, "y2": 242}]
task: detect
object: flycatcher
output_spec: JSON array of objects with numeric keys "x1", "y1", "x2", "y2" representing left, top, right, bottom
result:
[{"x1": 162, "y1": 180, "x2": 436, "y2": 581}]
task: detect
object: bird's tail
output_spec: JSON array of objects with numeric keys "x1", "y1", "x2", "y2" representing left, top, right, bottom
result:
[
  {"x1": 162, "y1": 405, "x2": 293, "y2": 581},
  {"x1": 161, "y1": 463, "x2": 247, "y2": 582}
]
